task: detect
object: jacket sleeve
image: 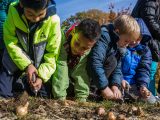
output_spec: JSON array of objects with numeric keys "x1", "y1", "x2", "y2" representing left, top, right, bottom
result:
[
  {"x1": 38, "y1": 15, "x2": 61, "y2": 82},
  {"x1": 71, "y1": 54, "x2": 90, "y2": 98},
  {"x1": 140, "y1": 1, "x2": 160, "y2": 40},
  {"x1": 110, "y1": 60, "x2": 122, "y2": 88},
  {"x1": 135, "y1": 47, "x2": 152, "y2": 88},
  {"x1": 110, "y1": 48, "x2": 126, "y2": 87},
  {"x1": 88, "y1": 29, "x2": 110, "y2": 90},
  {"x1": 6, "y1": 0, "x2": 16, "y2": 13},
  {"x1": 52, "y1": 32, "x2": 69, "y2": 99},
  {"x1": 3, "y1": 5, "x2": 32, "y2": 71}
]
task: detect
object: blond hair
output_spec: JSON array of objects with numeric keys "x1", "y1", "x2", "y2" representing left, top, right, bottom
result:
[{"x1": 113, "y1": 15, "x2": 140, "y2": 41}]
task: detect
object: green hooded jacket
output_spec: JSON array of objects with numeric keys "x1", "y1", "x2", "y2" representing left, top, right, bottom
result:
[
  {"x1": 3, "y1": 1, "x2": 61, "y2": 82},
  {"x1": 52, "y1": 29, "x2": 90, "y2": 100}
]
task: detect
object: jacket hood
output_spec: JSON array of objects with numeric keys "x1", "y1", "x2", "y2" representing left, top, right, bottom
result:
[
  {"x1": 136, "y1": 18, "x2": 152, "y2": 38},
  {"x1": 45, "y1": 0, "x2": 56, "y2": 18},
  {"x1": 101, "y1": 24, "x2": 119, "y2": 43}
]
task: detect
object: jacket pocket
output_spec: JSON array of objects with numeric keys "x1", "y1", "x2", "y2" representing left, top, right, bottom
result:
[
  {"x1": 34, "y1": 41, "x2": 47, "y2": 68},
  {"x1": 16, "y1": 28, "x2": 28, "y2": 53}
]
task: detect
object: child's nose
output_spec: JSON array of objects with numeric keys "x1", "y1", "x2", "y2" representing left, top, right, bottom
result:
[
  {"x1": 78, "y1": 50, "x2": 85, "y2": 56},
  {"x1": 124, "y1": 43, "x2": 129, "y2": 47},
  {"x1": 33, "y1": 17, "x2": 40, "y2": 22}
]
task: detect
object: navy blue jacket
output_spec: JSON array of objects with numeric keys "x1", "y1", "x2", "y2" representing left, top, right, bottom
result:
[{"x1": 88, "y1": 24, "x2": 123, "y2": 90}]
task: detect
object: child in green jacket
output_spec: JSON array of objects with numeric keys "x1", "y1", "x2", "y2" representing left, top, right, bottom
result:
[
  {"x1": 52, "y1": 19, "x2": 101, "y2": 102},
  {"x1": 0, "y1": 0, "x2": 61, "y2": 98}
]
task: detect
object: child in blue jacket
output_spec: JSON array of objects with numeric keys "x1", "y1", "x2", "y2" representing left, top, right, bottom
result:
[
  {"x1": 121, "y1": 18, "x2": 156, "y2": 104},
  {"x1": 88, "y1": 15, "x2": 140, "y2": 100}
]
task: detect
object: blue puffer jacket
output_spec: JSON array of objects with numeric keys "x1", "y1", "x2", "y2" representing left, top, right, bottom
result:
[
  {"x1": 122, "y1": 18, "x2": 152, "y2": 88},
  {"x1": 88, "y1": 24, "x2": 123, "y2": 90},
  {"x1": 0, "y1": 0, "x2": 16, "y2": 49},
  {"x1": 122, "y1": 44, "x2": 152, "y2": 87}
]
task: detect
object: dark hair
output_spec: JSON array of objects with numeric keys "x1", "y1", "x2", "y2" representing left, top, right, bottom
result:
[
  {"x1": 76, "y1": 18, "x2": 101, "y2": 41},
  {"x1": 20, "y1": 0, "x2": 48, "y2": 11}
]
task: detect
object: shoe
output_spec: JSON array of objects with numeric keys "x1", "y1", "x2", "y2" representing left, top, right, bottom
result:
[{"x1": 155, "y1": 96, "x2": 160, "y2": 101}]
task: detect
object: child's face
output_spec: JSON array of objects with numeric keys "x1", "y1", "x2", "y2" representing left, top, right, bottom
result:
[
  {"x1": 128, "y1": 36, "x2": 142, "y2": 48},
  {"x1": 71, "y1": 32, "x2": 96, "y2": 56},
  {"x1": 117, "y1": 34, "x2": 131, "y2": 48},
  {"x1": 128, "y1": 41, "x2": 140, "y2": 48},
  {"x1": 117, "y1": 35, "x2": 138, "y2": 48},
  {"x1": 24, "y1": 8, "x2": 46, "y2": 23}
]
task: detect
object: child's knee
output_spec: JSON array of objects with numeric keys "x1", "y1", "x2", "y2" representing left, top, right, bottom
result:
[{"x1": 0, "y1": 68, "x2": 13, "y2": 98}]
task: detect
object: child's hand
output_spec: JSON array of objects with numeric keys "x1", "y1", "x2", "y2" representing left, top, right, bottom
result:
[
  {"x1": 140, "y1": 86, "x2": 151, "y2": 99},
  {"x1": 111, "y1": 86, "x2": 122, "y2": 99},
  {"x1": 26, "y1": 64, "x2": 37, "y2": 84},
  {"x1": 101, "y1": 87, "x2": 114, "y2": 100},
  {"x1": 32, "y1": 77, "x2": 42, "y2": 91},
  {"x1": 121, "y1": 80, "x2": 131, "y2": 91},
  {"x1": 122, "y1": 80, "x2": 126, "y2": 89}
]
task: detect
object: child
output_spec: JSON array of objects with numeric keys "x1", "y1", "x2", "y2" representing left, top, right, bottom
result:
[
  {"x1": 88, "y1": 15, "x2": 140, "y2": 100},
  {"x1": 52, "y1": 19, "x2": 101, "y2": 102},
  {"x1": 121, "y1": 18, "x2": 156, "y2": 104},
  {"x1": 0, "y1": 0, "x2": 16, "y2": 68},
  {"x1": 0, "y1": 0, "x2": 61, "y2": 98},
  {"x1": 132, "y1": 0, "x2": 160, "y2": 96}
]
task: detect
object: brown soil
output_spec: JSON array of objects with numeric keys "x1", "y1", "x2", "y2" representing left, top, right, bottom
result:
[{"x1": 0, "y1": 97, "x2": 160, "y2": 120}]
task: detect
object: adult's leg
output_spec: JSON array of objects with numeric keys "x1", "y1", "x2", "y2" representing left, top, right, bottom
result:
[
  {"x1": 149, "y1": 61, "x2": 158, "y2": 96},
  {"x1": 158, "y1": 80, "x2": 160, "y2": 95}
]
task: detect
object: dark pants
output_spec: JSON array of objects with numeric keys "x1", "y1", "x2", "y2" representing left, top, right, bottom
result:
[
  {"x1": 0, "y1": 67, "x2": 52, "y2": 98},
  {"x1": 89, "y1": 55, "x2": 117, "y2": 101},
  {"x1": 0, "y1": 49, "x2": 4, "y2": 69}
]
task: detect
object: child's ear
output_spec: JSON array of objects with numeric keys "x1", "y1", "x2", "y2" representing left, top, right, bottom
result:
[
  {"x1": 70, "y1": 27, "x2": 76, "y2": 36},
  {"x1": 137, "y1": 38, "x2": 141, "y2": 43},
  {"x1": 136, "y1": 35, "x2": 142, "y2": 43}
]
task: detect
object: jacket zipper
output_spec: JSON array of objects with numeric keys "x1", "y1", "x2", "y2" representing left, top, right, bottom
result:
[{"x1": 21, "y1": 15, "x2": 34, "y2": 64}]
